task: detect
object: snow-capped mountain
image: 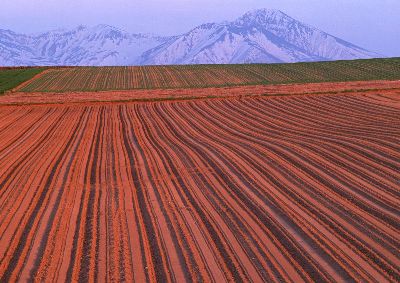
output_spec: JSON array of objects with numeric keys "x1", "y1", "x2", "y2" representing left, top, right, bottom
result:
[
  {"x1": 0, "y1": 9, "x2": 381, "y2": 66},
  {"x1": 0, "y1": 25, "x2": 171, "y2": 66},
  {"x1": 139, "y1": 9, "x2": 380, "y2": 65}
]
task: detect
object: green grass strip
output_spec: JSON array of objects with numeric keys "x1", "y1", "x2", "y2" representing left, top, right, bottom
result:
[{"x1": 0, "y1": 68, "x2": 47, "y2": 95}]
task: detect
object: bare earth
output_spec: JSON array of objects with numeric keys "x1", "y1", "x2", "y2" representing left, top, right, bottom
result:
[
  {"x1": 2, "y1": 80, "x2": 400, "y2": 105},
  {"x1": 0, "y1": 82, "x2": 399, "y2": 282}
]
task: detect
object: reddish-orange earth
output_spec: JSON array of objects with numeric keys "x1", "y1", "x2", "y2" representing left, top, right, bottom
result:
[
  {"x1": 1, "y1": 80, "x2": 400, "y2": 105},
  {"x1": 0, "y1": 84, "x2": 399, "y2": 282}
]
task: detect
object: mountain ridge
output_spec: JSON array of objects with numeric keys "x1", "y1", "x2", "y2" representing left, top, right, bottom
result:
[{"x1": 0, "y1": 8, "x2": 382, "y2": 66}]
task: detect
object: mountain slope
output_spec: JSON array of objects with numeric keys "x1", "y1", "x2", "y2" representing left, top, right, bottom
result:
[
  {"x1": 0, "y1": 9, "x2": 381, "y2": 66},
  {"x1": 0, "y1": 25, "x2": 171, "y2": 66},
  {"x1": 139, "y1": 9, "x2": 380, "y2": 65}
]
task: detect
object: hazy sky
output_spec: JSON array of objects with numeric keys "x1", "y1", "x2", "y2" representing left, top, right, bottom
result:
[{"x1": 1, "y1": 0, "x2": 399, "y2": 56}]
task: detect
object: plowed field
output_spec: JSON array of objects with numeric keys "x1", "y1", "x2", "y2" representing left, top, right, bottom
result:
[
  {"x1": 2, "y1": 80, "x2": 400, "y2": 106},
  {"x1": 13, "y1": 58, "x2": 400, "y2": 92},
  {"x1": 0, "y1": 91, "x2": 399, "y2": 282}
]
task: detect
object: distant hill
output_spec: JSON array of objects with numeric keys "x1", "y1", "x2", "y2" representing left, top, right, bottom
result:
[{"x1": 0, "y1": 9, "x2": 382, "y2": 66}]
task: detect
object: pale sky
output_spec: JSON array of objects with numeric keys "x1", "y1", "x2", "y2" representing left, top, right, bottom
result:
[{"x1": 1, "y1": 0, "x2": 399, "y2": 56}]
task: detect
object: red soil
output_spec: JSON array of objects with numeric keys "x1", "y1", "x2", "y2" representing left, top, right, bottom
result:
[
  {"x1": 1, "y1": 80, "x2": 400, "y2": 105},
  {"x1": 0, "y1": 90, "x2": 399, "y2": 282}
]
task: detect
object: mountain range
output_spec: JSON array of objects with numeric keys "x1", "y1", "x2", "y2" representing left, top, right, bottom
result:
[{"x1": 0, "y1": 9, "x2": 382, "y2": 66}]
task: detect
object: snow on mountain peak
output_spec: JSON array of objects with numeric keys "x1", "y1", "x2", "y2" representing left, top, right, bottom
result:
[
  {"x1": 0, "y1": 8, "x2": 382, "y2": 66},
  {"x1": 243, "y1": 8, "x2": 285, "y2": 18},
  {"x1": 238, "y1": 9, "x2": 288, "y2": 23},
  {"x1": 91, "y1": 24, "x2": 125, "y2": 34}
]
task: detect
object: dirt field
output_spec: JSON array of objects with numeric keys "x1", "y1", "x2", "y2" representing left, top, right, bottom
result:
[
  {"x1": 10, "y1": 58, "x2": 400, "y2": 93},
  {"x1": 2, "y1": 80, "x2": 400, "y2": 105},
  {"x1": 0, "y1": 88, "x2": 399, "y2": 282}
]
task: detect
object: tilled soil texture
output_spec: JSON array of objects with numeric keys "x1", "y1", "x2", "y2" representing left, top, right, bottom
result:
[
  {"x1": 12, "y1": 58, "x2": 400, "y2": 93},
  {"x1": 2, "y1": 80, "x2": 400, "y2": 105},
  {"x1": 0, "y1": 93, "x2": 399, "y2": 282}
]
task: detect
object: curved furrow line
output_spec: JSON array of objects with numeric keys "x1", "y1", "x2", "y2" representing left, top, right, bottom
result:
[
  {"x1": 0, "y1": 107, "x2": 85, "y2": 281},
  {"x1": 142, "y1": 104, "x2": 276, "y2": 282},
  {"x1": 128, "y1": 106, "x2": 198, "y2": 282},
  {"x1": 155, "y1": 103, "x2": 342, "y2": 282},
  {"x1": 0, "y1": 108, "x2": 34, "y2": 136},
  {"x1": 133, "y1": 106, "x2": 224, "y2": 282},
  {"x1": 278, "y1": 96, "x2": 400, "y2": 146},
  {"x1": 118, "y1": 106, "x2": 171, "y2": 282},
  {"x1": 266, "y1": 97, "x2": 400, "y2": 150},
  {"x1": 332, "y1": 94, "x2": 400, "y2": 114},
  {"x1": 77, "y1": 106, "x2": 104, "y2": 282},
  {"x1": 303, "y1": 94, "x2": 400, "y2": 122},
  {"x1": 271, "y1": 94, "x2": 400, "y2": 136},
  {"x1": 31, "y1": 107, "x2": 94, "y2": 282},
  {"x1": 219, "y1": 98, "x2": 400, "y2": 239},
  {"x1": 359, "y1": 93, "x2": 400, "y2": 109},
  {"x1": 182, "y1": 101, "x2": 400, "y2": 278},
  {"x1": 220, "y1": 97, "x2": 398, "y2": 217},
  {"x1": 102, "y1": 107, "x2": 120, "y2": 282},
  {"x1": 150, "y1": 104, "x2": 310, "y2": 280},
  {"x1": 134, "y1": 111, "x2": 223, "y2": 281},
  {"x1": 160, "y1": 103, "x2": 341, "y2": 282},
  {"x1": 65, "y1": 106, "x2": 102, "y2": 282},
  {"x1": 229, "y1": 98, "x2": 400, "y2": 192},
  {"x1": 200, "y1": 100, "x2": 400, "y2": 224},
  {"x1": 184, "y1": 100, "x2": 390, "y2": 240},
  {"x1": 55, "y1": 107, "x2": 101, "y2": 283},
  {"x1": 0, "y1": 92, "x2": 399, "y2": 282},
  {"x1": 0, "y1": 108, "x2": 58, "y2": 211},
  {"x1": 105, "y1": 107, "x2": 135, "y2": 282},
  {"x1": 247, "y1": 98, "x2": 400, "y2": 179},
  {"x1": 177, "y1": 101, "x2": 398, "y2": 280},
  {"x1": 0, "y1": 108, "x2": 74, "y2": 243},
  {"x1": 131, "y1": 101, "x2": 260, "y2": 282},
  {"x1": 112, "y1": 106, "x2": 147, "y2": 282},
  {"x1": 109, "y1": 105, "x2": 151, "y2": 282},
  {"x1": 0, "y1": 108, "x2": 55, "y2": 164},
  {"x1": 226, "y1": 99, "x2": 400, "y2": 200}
]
